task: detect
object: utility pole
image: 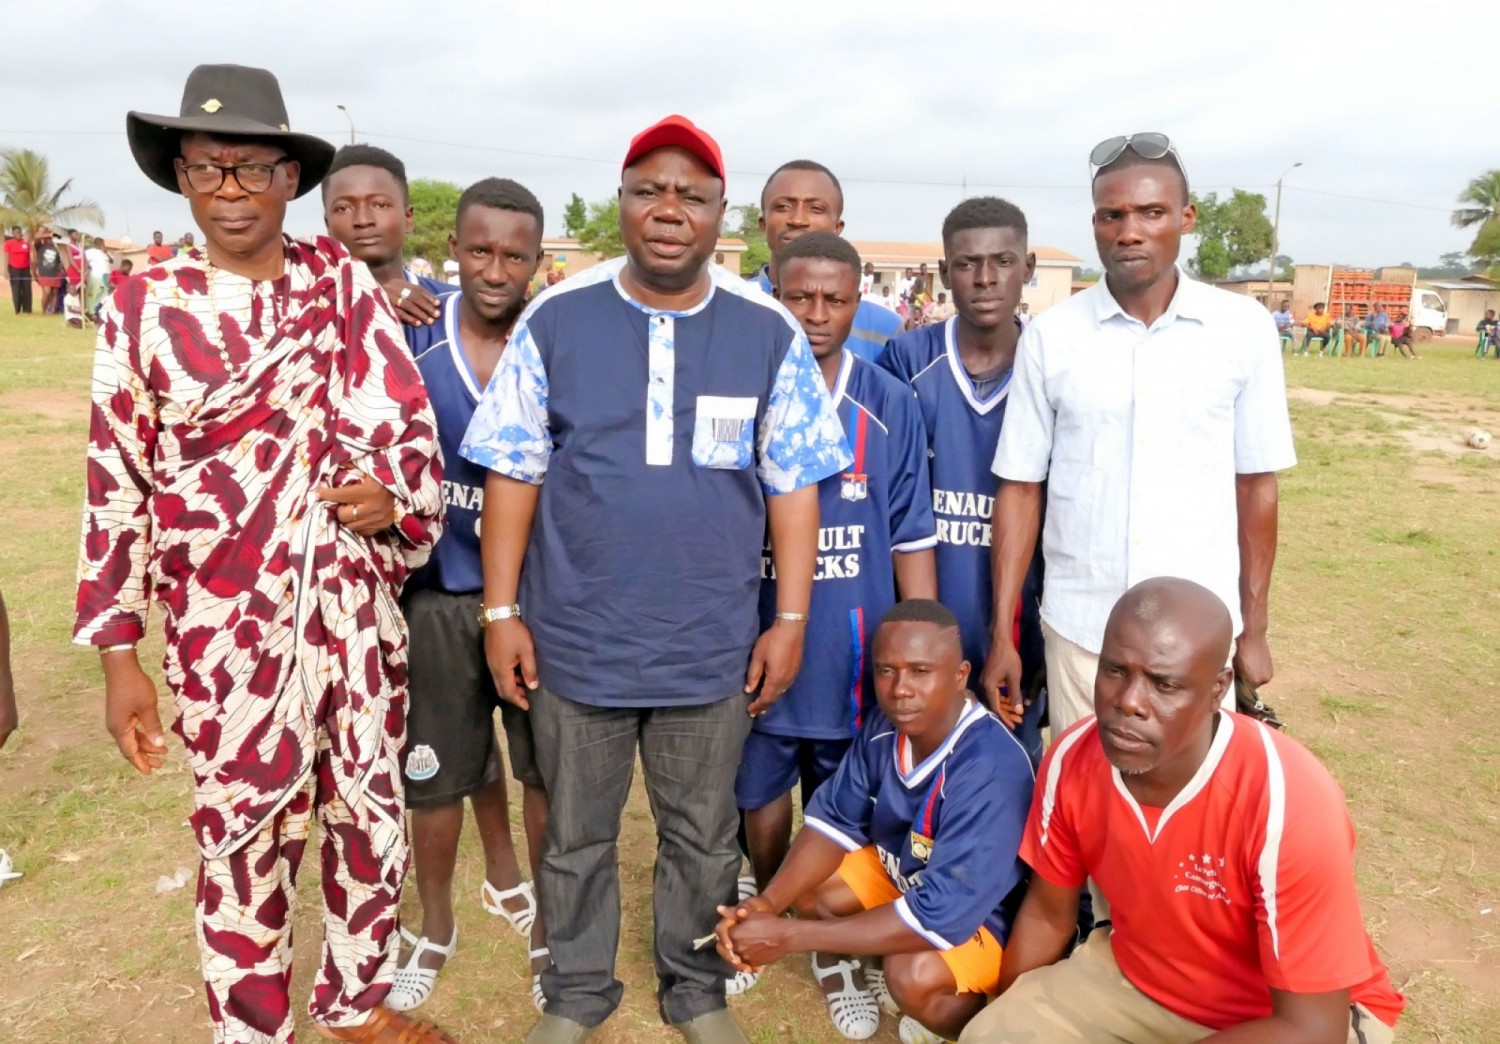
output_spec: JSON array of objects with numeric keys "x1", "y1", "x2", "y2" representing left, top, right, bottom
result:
[
  {"x1": 1269, "y1": 161, "x2": 1302, "y2": 305},
  {"x1": 336, "y1": 104, "x2": 355, "y2": 145}
]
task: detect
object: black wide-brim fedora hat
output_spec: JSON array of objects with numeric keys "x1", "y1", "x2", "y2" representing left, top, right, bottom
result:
[{"x1": 126, "y1": 63, "x2": 335, "y2": 199}]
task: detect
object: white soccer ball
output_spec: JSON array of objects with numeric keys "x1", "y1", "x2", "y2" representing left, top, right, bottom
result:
[{"x1": 1468, "y1": 429, "x2": 1492, "y2": 450}]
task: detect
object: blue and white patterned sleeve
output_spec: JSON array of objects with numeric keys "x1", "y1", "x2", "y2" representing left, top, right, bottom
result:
[
  {"x1": 757, "y1": 330, "x2": 853, "y2": 495},
  {"x1": 459, "y1": 320, "x2": 551, "y2": 484}
]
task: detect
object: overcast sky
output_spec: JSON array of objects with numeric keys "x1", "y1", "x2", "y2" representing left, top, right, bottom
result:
[{"x1": 4, "y1": 0, "x2": 1493, "y2": 270}]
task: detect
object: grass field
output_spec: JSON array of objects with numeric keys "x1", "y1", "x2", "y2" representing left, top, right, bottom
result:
[{"x1": 1, "y1": 309, "x2": 1497, "y2": 1043}]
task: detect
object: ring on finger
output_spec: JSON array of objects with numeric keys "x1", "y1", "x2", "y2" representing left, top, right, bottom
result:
[
  {"x1": 397, "y1": 287, "x2": 412, "y2": 303},
  {"x1": 352, "y1": 504, "x2": 360, "y2": 520}
]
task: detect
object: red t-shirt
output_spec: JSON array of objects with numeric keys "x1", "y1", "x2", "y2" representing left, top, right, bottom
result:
[
  {"x1": 109, "y1": 271, "x2": 127, "y2": 290},
  {"x1": 146, "y1": 244, "x2": 175, "y2": 264},
  {"x1": 1024, "y1": 714, "x2": 1404, "y2": 1030},
  {"x1": 3, "y1": 237, "x2": 29, "y2": 269}
]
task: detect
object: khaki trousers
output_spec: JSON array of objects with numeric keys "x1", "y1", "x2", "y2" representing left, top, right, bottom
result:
[{"x1": 959, "y1": 929, "x2": 1395, "y2": 1044}]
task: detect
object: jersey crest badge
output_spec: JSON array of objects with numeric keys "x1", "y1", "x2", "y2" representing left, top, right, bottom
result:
[
  {"x1": 909, "y1": 831, "x2": 934, "y2": 863},
  {"x1": 405, "y1": 744, "x2": 440, "y2": 781},
  {"x1": 841, "y1": 472, "x2": 868, "y2": 502}
]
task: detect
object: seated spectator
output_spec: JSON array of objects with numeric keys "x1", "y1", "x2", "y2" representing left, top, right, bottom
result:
[
  {"x1": 1340, "y1": 306, "x2": 1367, "y2": 357},
  {"x1": 1366, "y1": 306, "x2": 1391, "y2": 356},
  {"x1": 931, "y1": 292, "x2": 955, "y2": 322},
  {"x1": 1300, "y1": 301, "x2": 1335, "y2": 355},
  {"x1": 717, "y1": 600, "x2": 1035, "y2": 1044},
  {"x1": 958, "y1": 577, "x2": 1405, "y2": 1044},
  {"x1": 1270, "y1": 299, "x2": 1294, "y2": 348},
  {"x1": 1390, "y1": 312, "x2": 1418, "y2": 359},
  {"x1": 1476, "y1": 309, "x2": 1497, "y2": 358},
  {"x1": 62, "y1": 285, "x2": 83, "y2": 328}
]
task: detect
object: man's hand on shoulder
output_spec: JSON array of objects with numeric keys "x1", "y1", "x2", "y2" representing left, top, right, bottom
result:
[{"x1": 381, "y1": 278, "x2": 442, "y2": 327}]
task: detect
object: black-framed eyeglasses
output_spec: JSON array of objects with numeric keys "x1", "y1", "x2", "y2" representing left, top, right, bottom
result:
[
  {"x1": 175, "y1": 157, "x2": 290, "y2": 194},
  {"x1": 1089, "y1": 132, "x2": 1182, "y2": 174}
]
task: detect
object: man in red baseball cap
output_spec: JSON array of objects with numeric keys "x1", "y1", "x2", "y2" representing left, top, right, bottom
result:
[
  {"x1": 621, "y1": 114, "x2": 727, "y2": 182},
  {"x1": 462, "y1": 114, "x2": 851, "y2": 1044}
]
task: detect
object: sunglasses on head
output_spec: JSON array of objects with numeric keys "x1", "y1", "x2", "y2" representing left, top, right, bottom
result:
[{"x1": 1089, "y1": 132, "x2": 1182, "y2": 173}]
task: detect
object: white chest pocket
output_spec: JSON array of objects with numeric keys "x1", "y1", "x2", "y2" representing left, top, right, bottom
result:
[{"x1": 692, "y1": 395, "x2": 758, "y2": 469}]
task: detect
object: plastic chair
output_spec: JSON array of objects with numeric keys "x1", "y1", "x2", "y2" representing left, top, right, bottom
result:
[{"x1": 1478, "y1": 331, "x2": 1493, "y2": 359}]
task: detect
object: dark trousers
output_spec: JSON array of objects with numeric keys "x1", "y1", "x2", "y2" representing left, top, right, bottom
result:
[
  {"x1": 530, "y1": 686, "x2": 752, "y2": 1028},
  {"x1": 7, "y1": 267, "x2": 31, "y2": 313}
]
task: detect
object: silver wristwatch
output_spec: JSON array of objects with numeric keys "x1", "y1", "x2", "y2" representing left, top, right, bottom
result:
[{"x1": 477, "y1": 603, "x2": 522, "y2": 627}]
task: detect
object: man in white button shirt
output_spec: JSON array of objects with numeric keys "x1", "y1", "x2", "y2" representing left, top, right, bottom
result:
[{"x1": 981, "y1": 133, "x2": 1296, "y2": 735}]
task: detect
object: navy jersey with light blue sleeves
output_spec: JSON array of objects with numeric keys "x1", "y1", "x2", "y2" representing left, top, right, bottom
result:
[
  {"x1": 804, "y1": 700, "x2": 1035, "y2": 948},
  {"x1": 460, "y1": 258, "x2": 851, "y2": 708},
  {"x1": 755, "y1": 266, "x2": 903, "y2": 362},
  {"x1": 406, "y1": 292, "x2": 487, "y2": 594},
  {"x1": 755, "y1": 352, "x2": 937, "y2": 741}
]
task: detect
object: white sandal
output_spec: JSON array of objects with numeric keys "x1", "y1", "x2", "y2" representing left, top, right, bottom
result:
[
  {"x1": 898, "y1": 1015, "x2": 949, "y2": 1044},
  {"x1": 864, "y1": 963, "x2": 899, "y2": 1015},
  {"x1": 811, "y1": 953, "x2": 880, "y2": 1040},
  {"x1": 529, "y1": 946, "x2": 550, "y2": 1012},
  {"x1": 481, "y1": 879, "x2": 536, "y2": 938},
  {"x1": 387, "y1": 925, "x2": 457, "y2": 1012},
  {"x1": 724, "y1": 875, "x2": 761, "y2": 997}
]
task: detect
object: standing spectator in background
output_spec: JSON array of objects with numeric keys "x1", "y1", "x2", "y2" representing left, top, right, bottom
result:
[
  {"x1": 32, "y1": 227, "x2": 66, "y2": 314},
  {"x1": 178, "y1": 230, "x2": 195, "y2": 253},
  {"x1": 409, "y1": 254, "x2": 435, "y2": 282},
  {"x1": 5, "y1": 226, "x2": 32, "y2": 314},
  {"x1": 859, "y1": 261, "x2": 875, "y2": 295},
  {"x1": 63, "y1": 228, "x2": 83, "y2": 301},
  {"x1": 442, "y1": 255, "x2": 460, "y2": 285},
  {"x1": 83, "y1": 236, "x2": 112, "y2": 319},
  {"x1": 108, "y1": 259, "x2": 133, "y2": 291},
  {"x1": 1016, "y1": 301, "x2": 1030, "y2": 328},
  {"x1": 898, "y1": 267, "x2": 915, "y2": 303},
  {"x1": 145, "y1": 230, "x2": 175, "y2": 264},
  {"x1": 931, "y1": 291, "x2": 955, "y2": 322},
  {"x1": 879, "y1": 284, "x2": 896, "y2": 312}
]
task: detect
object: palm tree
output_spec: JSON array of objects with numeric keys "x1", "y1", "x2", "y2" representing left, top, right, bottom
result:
[{"x1": 0, "y1": 148, "x2": 105, "y2": 242}]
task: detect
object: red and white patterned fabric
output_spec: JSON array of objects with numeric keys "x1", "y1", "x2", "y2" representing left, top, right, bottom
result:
[{"x1": 73, "y1": 236, "x2": 443, "y2": 1040}]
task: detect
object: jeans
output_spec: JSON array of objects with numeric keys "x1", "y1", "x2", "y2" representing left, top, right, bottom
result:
[{"x1": 530, "y1": 686, "x2": 753, "y2": 1028}]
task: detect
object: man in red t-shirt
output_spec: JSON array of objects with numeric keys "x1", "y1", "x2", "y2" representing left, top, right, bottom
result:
[
  {"x1": 4, "y1": 225, "x2": 33, "y2": 314},
  {"x1": 961, "y1": 577, "x2": 1404, "y2": 1044},
  {"x1": 144, "y1": 230, "x2": 175, "y2": 264}
]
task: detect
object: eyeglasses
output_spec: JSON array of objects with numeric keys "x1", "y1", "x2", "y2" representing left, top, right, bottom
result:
[
  {"x1": 1089, "y1": 132, "x2": 1182, "y2": 174},
  {"x1": 175, "y1": 157, "x2": 290, "y2": 194}
]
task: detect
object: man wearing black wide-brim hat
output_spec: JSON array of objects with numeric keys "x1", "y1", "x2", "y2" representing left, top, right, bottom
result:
[{"x1": 72, "y1": 64, "x2": 455, "y2": 1044}]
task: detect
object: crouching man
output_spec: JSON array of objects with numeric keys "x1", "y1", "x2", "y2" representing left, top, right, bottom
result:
[
  {"x1": 716, "y1": 600, "x2": 1035, "y2": 1044},
  {"x1": 960, "y1": 577, "x2": 1405, "y2": 1044}
]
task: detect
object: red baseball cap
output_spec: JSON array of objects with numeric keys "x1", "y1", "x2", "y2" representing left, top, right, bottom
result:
[{"x1": 622, "y1": 114, "x2": 725, "y2": 185}]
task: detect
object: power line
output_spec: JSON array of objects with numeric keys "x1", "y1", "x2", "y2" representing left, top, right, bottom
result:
[
  {"x1": 0, "y1": 126, "x2": 1460, "y2": 211},
  {"x1": 1280, "y1": 184, "x2": 1454, "y2": 214}
]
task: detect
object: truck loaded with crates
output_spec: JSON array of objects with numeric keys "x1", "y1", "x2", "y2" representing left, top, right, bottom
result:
[{"x1": 1290, "y1": 265, "x2": 1448, "y2": 343}]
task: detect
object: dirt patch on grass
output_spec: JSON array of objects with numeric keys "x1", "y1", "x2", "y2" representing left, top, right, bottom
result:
[{"x1": 0, "y1": 387, "x2": 89, "y2": 425}]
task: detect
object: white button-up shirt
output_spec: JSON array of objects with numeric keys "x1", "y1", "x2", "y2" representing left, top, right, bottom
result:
[{"x1": 992, "y1": 270, "x2": 1297, "y2": 652}]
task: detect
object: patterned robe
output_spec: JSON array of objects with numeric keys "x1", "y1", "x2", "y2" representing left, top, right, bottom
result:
[{"x1": 73, "y1": 236, "x2": 443, "y2": 871}]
